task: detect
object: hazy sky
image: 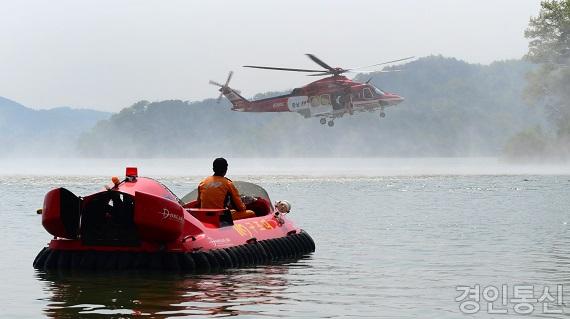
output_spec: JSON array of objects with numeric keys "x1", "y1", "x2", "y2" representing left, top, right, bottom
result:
[{"x1": 1, "y1": 0, "x2": 541, "y2": 111}]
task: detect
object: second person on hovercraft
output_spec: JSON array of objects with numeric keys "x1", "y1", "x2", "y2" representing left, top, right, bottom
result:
[{"x1": 196, "y1": 158, "x2": 256, "y2": 220}]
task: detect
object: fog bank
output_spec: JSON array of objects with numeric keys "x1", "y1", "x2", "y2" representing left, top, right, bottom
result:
[{"x1": 1, "y1": 158, "x2": 568, "y2": 177}]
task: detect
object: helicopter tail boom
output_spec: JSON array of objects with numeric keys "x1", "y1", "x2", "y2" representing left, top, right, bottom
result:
[{"x1": 223, "y1": 89, "x2": 250, "y2": 111}]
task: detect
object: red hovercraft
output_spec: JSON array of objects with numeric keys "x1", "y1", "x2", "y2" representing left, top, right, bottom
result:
[{"x1": 33, "y1": 167, "x2": 315, "y2": 272}]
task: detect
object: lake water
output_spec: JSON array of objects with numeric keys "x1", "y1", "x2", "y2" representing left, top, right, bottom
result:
[{"x1": 1, "y1": 158, "x2": 569, "y2": 318}]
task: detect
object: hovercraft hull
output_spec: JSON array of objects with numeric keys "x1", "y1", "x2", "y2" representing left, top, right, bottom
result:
[
  {"x1": 33, "y1": 230, "x2": 315, "y2": 273},
  {"x1": 33, "y1": 170, "x2": 315, "y2": 273}
]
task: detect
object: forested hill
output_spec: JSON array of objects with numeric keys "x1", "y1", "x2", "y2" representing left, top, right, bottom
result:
[
  {"x1": 78, "y1": 56, "x2": 547, "y2": 158},
  {"x1": 0, "y1": 97, "x2": 110, "y2": 156}
]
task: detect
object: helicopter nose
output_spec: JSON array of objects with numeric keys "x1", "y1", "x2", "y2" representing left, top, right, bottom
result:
[{"x1": 387, "y1": 94, "x2": 404, "y2": 105}]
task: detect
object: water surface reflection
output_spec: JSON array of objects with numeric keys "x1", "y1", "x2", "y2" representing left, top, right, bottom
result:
[{"x1": 36, "y1": 263, "x2": 304, "y2": 318}]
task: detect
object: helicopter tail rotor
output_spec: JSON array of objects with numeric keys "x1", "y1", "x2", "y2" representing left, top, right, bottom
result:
[
  {"x1": 209, "y1": 71, "x2": 240, "y2": 104},
  {"x1": 209, "y1": 71, "x2": 248, "y2": 109}
]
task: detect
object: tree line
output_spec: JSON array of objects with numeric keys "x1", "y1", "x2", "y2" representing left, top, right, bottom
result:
[
  {"x1": 77, "y1": 56, "x2": 547, "y2": 158},
  {"x1": 504, "y1": 0, "x2": 570, "y2": 161}
]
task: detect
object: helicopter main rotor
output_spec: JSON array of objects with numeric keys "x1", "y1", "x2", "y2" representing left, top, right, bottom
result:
[{"x1": 243, "y1": 54, "x2": 414, "y2": 77}]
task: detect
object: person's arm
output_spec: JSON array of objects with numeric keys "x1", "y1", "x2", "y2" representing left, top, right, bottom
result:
[
  {"x1": 228, "y1": 182, "x2": 246, "y2": 212},
  {"x1": 196, "y1": 182, "x2": 203, "y2": 207}
]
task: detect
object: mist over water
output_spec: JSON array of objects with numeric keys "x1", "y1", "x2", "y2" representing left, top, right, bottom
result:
[{"x1": 1, "y1": 157, "x2": 568, "y2": 177}]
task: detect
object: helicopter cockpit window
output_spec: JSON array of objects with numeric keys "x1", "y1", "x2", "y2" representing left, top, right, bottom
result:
[
  {"x1": 373, "y1": 86, "x2": 386, "y2": 95},
  {"x1": 363, "y1": 88, "x2": 373, "y2": 99}
]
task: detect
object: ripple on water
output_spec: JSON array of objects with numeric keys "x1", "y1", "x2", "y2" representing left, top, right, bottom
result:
[{"x1": 2, "y1": 174, "x2": 570, "y2": 318}]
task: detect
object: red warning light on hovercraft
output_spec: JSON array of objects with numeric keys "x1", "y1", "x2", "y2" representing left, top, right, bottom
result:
[{"x1": 126, "y1": 167, "x2": 138, "y2": 177}]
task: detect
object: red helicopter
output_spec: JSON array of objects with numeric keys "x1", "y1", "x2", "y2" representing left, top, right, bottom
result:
[{"x1": 209, "y1": 54, "x2": 413, "y2": 127}]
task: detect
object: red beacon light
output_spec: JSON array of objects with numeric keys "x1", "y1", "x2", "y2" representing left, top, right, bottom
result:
[{"x1": 126, "y1": 167, "x2": 138, "y2": 181}]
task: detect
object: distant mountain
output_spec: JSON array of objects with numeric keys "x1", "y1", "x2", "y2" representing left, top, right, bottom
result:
[
  {"x1": 0, "y1": 96, "x2": 26, "y2": 110},
  {"x1": 0, "y1": 97, "x2": 110, "y2": 156},
  {"x1": 353, "y1": 56, "x2": 549, "y2": 156},
  {"x1": 77, "y1": 56, "x2": 548, "y2": 158}
]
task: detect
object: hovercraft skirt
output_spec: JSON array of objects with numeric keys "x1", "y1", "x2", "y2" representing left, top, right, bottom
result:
[{"x1": 33, "y1": 231, "x2": 315, "y2": 273}]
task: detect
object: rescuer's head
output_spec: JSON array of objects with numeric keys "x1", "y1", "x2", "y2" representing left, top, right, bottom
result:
[{"x1": 213, "y1": 157, "x2": 228, "y2": 176}]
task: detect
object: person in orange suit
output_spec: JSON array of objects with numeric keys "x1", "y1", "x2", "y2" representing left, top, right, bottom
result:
[{"x1": 197, "y1": 158, "x2": 254, "y2": 220}]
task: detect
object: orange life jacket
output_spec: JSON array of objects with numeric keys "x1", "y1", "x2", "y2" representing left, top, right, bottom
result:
[{"x1": 197, "y1": 176, "x2": 246, "y2": 212}]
